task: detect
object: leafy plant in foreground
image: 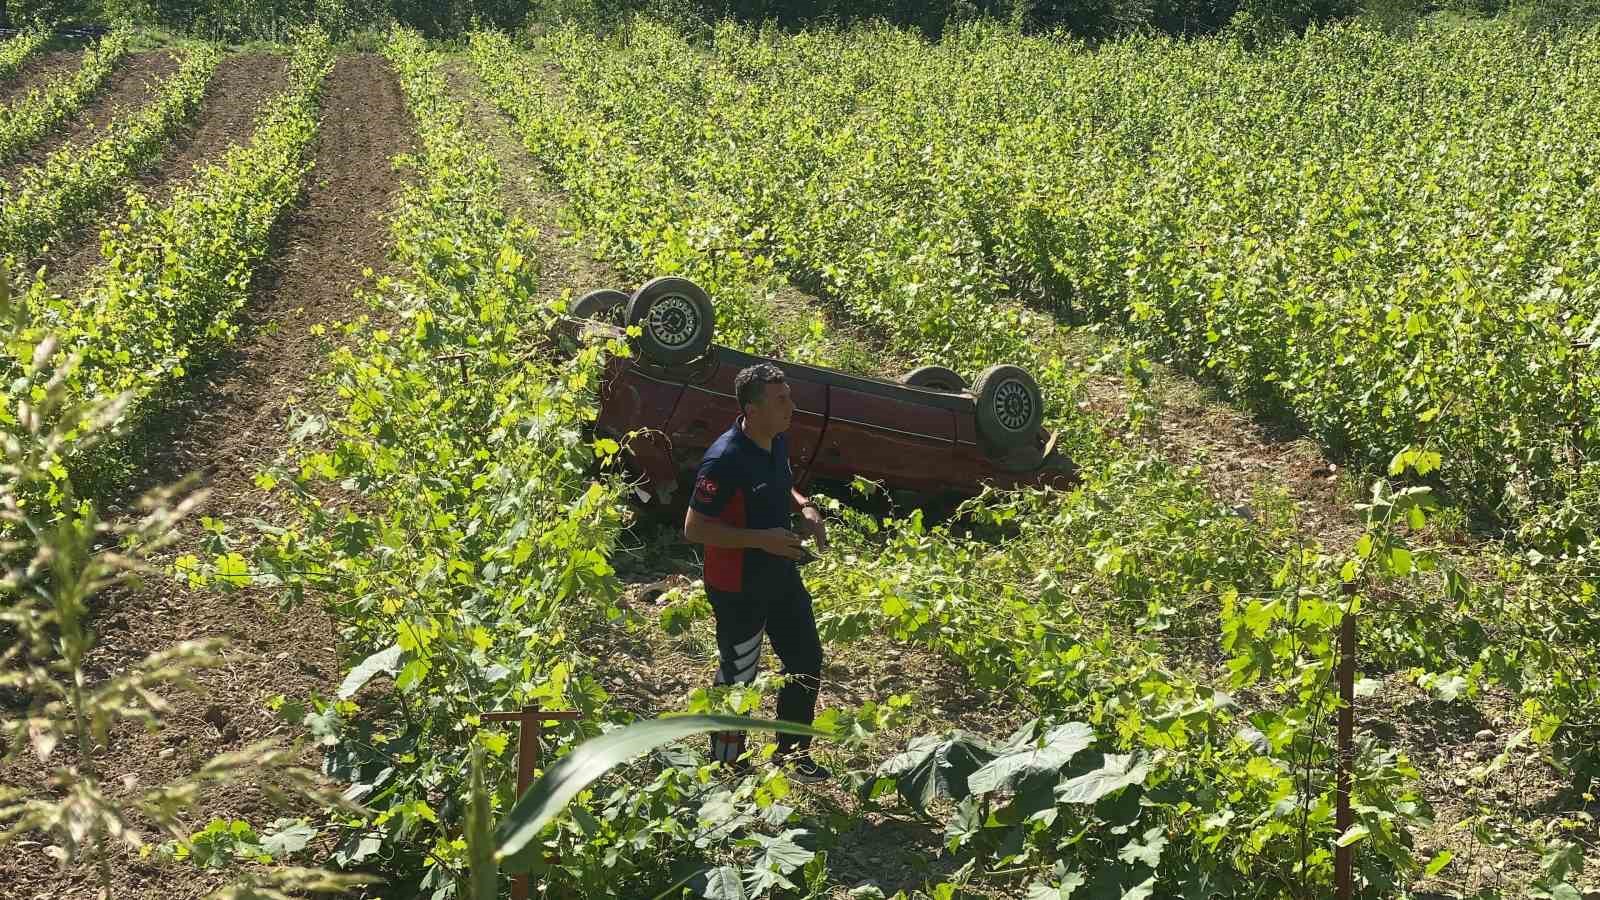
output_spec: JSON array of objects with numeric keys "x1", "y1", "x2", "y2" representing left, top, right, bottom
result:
[{"x1": 0, "y1": 268, "x2": 368, "y2": 898}]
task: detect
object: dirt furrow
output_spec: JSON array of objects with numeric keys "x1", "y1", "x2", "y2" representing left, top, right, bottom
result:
[
  {"x1": 0, "y1": 47, "x2": 83, "y2": 105},
  {"x1": 442, "y1": 60, "x2": 621, "y2": 306},
  {"x1": 35, "y1": 52, "x2": 289, "y2": 295},
  {"x1": 0, "y1": 49, "x2": 181, "y2": 183},
  {"x1": 1, "y1": 53, "x2": 416, "y2": 900}
]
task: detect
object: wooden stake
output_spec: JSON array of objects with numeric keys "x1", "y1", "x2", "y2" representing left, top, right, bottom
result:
[
  {"x1": 1335, "y1": 594, "x2": 1357, "y2": 900},
  {"x1": 482, "y1": 707, "x2": 584, "y2": 900}
]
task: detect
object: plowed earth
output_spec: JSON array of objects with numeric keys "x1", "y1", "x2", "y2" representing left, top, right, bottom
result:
[
  {"x1": 1, "y1": 52, "x2": 416, "y2": 900},
  {"x1": 0, "y1": 49, "x2": 182, "y2": 183},
  {"x1": 0, "y1": 48, "x2": 84, "y2": 106},
  {"x1": 33, "y1": 52, "x2": 289, "y2": 294}
]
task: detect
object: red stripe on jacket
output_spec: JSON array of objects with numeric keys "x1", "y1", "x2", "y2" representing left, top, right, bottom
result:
[{"x1": 704, "y1": 488, "x2": 746, "y2": 592}]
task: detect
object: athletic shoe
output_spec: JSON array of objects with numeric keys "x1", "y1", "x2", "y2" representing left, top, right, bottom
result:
[{"x1": 781, "y1": 752, "x2": 832, "y2": 784}]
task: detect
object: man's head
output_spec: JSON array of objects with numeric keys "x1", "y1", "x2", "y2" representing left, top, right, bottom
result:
[{"x1": 735, "y1": 363, "x2": 793, "y2": 436}]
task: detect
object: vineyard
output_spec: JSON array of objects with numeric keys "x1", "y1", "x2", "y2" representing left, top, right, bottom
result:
[{"x1": 2, "y1": 14, "x2": 1600, "y2": 900}]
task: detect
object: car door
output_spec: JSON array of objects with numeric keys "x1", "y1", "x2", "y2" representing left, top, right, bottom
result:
[
  {"x1": 813, "y1": 384, "x2": 956, "y2": 492},
  {"x1": 663, "y1": 358, "x2": 827, "y2": 479}
]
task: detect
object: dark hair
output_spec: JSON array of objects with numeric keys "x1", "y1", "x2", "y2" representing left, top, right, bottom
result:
[{"x1": 735, "y1": 363, "x2": 786, "y2": 411}]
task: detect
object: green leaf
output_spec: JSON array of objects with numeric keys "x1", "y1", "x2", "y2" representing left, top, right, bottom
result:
[
  {"x1": 338, "y1": 645, "x2": 402, "y2": 699},
  {"x1": 1387, "y1": 450, "x2": 1409, "y2": 476},
  {"x1": 702, "y1": 866, "x2": 748, "y2": 900},
  {"x1": 496, "y1": 714, "x2": 828, "y2": 869},
  {"x1": 467, "y1": 744, "x2": 497, "y2": 900},
  {"x1": 749, "y1": 828, "x2": 816, "y2": 893},
  {"x1": 1424, "y1": 850, "x2": 1454, "y2": 877},
  {"x1": 754, "y1": 830, "x2": 815, "y2": 872},
  {"x1": 1388, "y1": 547, "x2": 1413, "y2": 576},
  {"x1": 1244, "y1": 756, "x2": 1281, "y2": 781},
  {"x1": 1539, "y1": 839, "x2": 1583, "y2": 884},
  {"x1": 968, "y1": 721, "x2": 1093, "y2": 795},
  {"x1": 259, "y1": 821, "x2": 316, "y2": 857},
  {"x1": 1026, "y1": 873, "x2": 1086, "y2": 899},
  {"x1": 1335, "y1": 824, "x2": 1369, "y2": 847},
  {"x1": 214, "y1": 551, "x2": 250, "y2": 588},
  {"x1": 394, "y1": 656, "x2": 430, "y2": 693},
  {"x1": 1117, "y1": 827, "x2": 1167, "y2": 869},
  {"x1": 1056, "y1": 753, "x2": 1149, "y2": 804},
  {"x1": 1428, "y1": 674, "x2": 1468, "y2": 702},
  {"x1": 870, "y1": 731, "x2": 997, "y2": 814}
]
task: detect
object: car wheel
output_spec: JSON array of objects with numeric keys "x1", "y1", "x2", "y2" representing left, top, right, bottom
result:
[
  {"x1": 627, "y1": 277, "x2": 715, "y2": 365},
  {"x1": 973, "y1": 364, "x2": 1043, "y2": 451},
  {"x1": 900, "y1": 365, "x2": 967, "y2": 393},
  {"x1": 572, "y1": 288, "x2": 629, "y2": 323}
]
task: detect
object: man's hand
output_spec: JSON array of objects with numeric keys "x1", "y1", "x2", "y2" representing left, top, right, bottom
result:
[
  {"x1": 753, "y1": 527, "x2": 806, "y2": 559},
  {"x1": 799, "y1": 506, "x2": 828, "y2": 552}
]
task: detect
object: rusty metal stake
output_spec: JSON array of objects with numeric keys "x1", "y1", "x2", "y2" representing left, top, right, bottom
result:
[
  {"x1": 481, "y1": 706, "x2": 583, "y2": 900},
  {"x1": 1335, "y1": 594, "x2": 1357, "y2": 900}
]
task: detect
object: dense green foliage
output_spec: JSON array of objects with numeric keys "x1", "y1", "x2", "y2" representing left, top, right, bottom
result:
[
  {"x1": 457, "y1": 20, "x2": 1600, "y2": 895},
  {"x1": 3, "y1": 0, "x2": 1366, "y2": 42},
  {"x1": 542, "y1": 0, "x2": 1359, "y2": 38},
  {"x1": 0, "y1": 28, "x2": 128, "y2": 164},
  {"x1": 246, "y1": 27, "x2": 629, "y2": 896},
  {"x1": 489, "y1": 18, "x2": 1600, "y2": 551},
  {"x1": 3, "y1": 31, "x2": 329, "y2": 500},
  {"x1": 0, "y1": 28, "x2": 46, "y2": 78},
  {"x1": 464, "y1": 25, "x2": 1463, "y2": 897},
  {"x1": 0, "y1": 45, "x2": 219, "y2": 264}
]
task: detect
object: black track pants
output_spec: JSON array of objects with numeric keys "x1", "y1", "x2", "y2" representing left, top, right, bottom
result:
[{"x1": 706, "y1": 562, "x2": 823, "y2": 760}]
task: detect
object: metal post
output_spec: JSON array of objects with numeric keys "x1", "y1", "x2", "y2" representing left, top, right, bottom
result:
[
  {"x1": 481, "y1": 707, "x2": 584, "y2": 900},
  {"x1": 434, "y1": 351, "x2": 471, "y2": 387},
  {"x1": 1335, "y1": 597, "x2": 1357, "y2": 900}
]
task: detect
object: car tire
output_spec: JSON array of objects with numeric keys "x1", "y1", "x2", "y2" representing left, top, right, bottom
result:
[
  {"x1": 627, "y1": 277, "x2": 715, "y2": 365},
  {"x1": 900, "y1": 365, "x2": 967, "y2": 393},
  {"x1": 572, "y1": 288, "x2": 629, "y2": 323},
  {"x1": 973, "y1": 364, "x2": 1043, "y2": 451}
]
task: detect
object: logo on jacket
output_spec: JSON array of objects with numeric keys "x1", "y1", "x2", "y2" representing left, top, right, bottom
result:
[{"x1": 694, "y1": 477, "x2": 718, "y2": 503}]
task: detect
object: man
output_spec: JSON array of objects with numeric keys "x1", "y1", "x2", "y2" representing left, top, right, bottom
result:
[{"x1": 683, "y1": 363, "x2": 831, "y2": 783}]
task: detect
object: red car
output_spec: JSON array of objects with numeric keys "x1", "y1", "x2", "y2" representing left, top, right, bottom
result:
[{"x1": 562, "y1": 277, "x2": 1077, "y2": 508}]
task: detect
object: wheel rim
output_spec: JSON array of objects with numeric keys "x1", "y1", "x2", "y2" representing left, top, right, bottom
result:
[
  {"x1": 647, "y1": 294, "x2": 700, "y2": 348},
  {"x1": 992, "y1": 380, "x2": 1034, "y2": 432}
]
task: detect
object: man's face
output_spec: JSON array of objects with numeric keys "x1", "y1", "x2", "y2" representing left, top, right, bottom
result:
[{"x1": 746, "y1": 380, "x2": 794, "y2": 434}]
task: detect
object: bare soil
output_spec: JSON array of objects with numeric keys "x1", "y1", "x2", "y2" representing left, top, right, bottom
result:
[
  {"x1": 34, "y1": 52, "x2": 289, "y2": 295},
  {"x1": 0, "y1": 53, "x2": 416, "y2": 900},
  {"x1": 0, "y1": 49, "x2": 181, "y2": 183},
  {"x1": 441, "y1": 59, "x2": 624, "y2": 306},
  {"x1": 0, "y1": 48, "x2": 84, "y2": 106}
]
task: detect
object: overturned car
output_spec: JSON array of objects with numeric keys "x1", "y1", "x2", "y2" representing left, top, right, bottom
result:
[{"x1": 561, "y1": 277, "x2": 1077, "y2": 508}]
